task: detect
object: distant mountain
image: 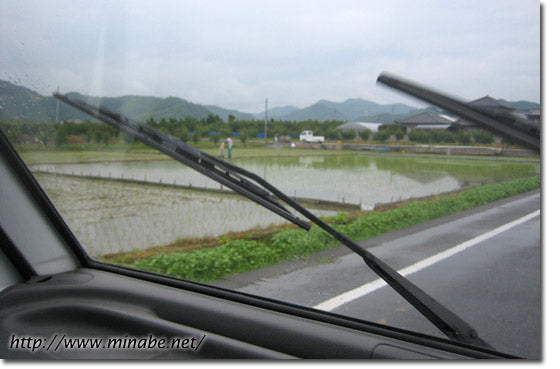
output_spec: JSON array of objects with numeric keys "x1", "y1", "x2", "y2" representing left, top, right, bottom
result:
[
  {"x1": 63, "y1": 93, "x2": 211, "y2": 121},
  {"x1": 205, "y1": 105, "x2": 254, "y2": 121},
  {"x1": 0, "y1": 80, "x2": 541, "y2": 124},
  {"x1": 319, "y1": 98, "x2": 414, "y2": 121},
  {"x1": 356, "y1": 107, "x2": 449, "y2": 124},
  {"x1": 282, "y1": 101, "x2": 348, "y2": 121},
  {"x1": 255, "y1": 105, "x2": 300, "y2": 120},
  {"x1": 0, "y1": 80, "x2": 55, "y2": 121},
  {"x1": 497, "y1": 99, "x2": 540, "y2": 111},
  {"x1": 0, "y1": 80, "x2": 254, "y2": 123},
  {"x1": 272, "y1": 98, "x2": 416, "y2": 122}
]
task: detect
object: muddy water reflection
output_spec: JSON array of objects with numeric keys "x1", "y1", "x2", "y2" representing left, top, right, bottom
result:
[{"x1": 34, "y1": 154, "x2": 539, "y2": 209}]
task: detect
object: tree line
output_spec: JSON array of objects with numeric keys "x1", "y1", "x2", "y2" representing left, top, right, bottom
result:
[
  {"x1": 0, "y1": 115, "x2": 348, "y2": 146},
  {"x1": 1, "y1": 113, "x2": 496, "y2": 147}
]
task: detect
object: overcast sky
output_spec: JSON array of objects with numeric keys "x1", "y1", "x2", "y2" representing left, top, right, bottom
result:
[{"x1": 0, "y1": 0, "x2": 541, "y2": 113}]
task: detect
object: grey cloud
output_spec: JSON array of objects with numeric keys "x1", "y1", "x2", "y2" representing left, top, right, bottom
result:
[{"x1": 0, "y1": 0, "x2": 540, "y2": 113}]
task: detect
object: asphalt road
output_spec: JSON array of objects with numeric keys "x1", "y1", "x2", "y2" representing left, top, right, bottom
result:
[{"x1": 215, "y1": 190, "x2": 541, "y2": 358}]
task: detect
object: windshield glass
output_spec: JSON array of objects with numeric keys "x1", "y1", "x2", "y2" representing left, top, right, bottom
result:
[{"x1": 0, "y1": 0, "x2": 541, "y2": 358}]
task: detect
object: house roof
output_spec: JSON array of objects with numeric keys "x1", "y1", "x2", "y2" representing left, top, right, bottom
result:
[
  {"x1": 512, "y1": 111, "x2": 529, "y2": 120},
  {"x1": 512, "y1": 109, "x2": 540, "y2": 122},
  {"x1": 414, "y1": 124, "x2": 452, "y2": 130},
  {"x1": 397, "y1": 111, "x2": 456, "y2": 125}
]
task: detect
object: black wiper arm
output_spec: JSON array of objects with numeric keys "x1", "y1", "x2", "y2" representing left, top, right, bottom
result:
[
  {"x1": 54, "y1": 93, "x2": 493, "y2": 350},
  {"x1": 376, "y1": 72, "x2": 540, "y2": 153}
]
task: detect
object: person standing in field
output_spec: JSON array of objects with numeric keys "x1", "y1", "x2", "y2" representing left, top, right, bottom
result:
[
  {"x1": 218, "y1": 141, "x2": 226, "y2": 158},
  {"x1": 226, "y1": 137, "x2": 233, "y2": 158}
]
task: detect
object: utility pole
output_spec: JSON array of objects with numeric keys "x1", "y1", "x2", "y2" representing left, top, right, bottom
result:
[
  {"x1": 55, "y1": 86, "x2": 60, "y2": 123},
  {"x1": 264, "y1": 98, "x2": 268, "y2": 141}
]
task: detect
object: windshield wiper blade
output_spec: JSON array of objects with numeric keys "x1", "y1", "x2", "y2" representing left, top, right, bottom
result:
[
  {"x1": 54, "y1": 92, "x2": 494, "y2": 350},
  {"x1": 376, "y1": 72, "x2": 540, "y2": 153}
]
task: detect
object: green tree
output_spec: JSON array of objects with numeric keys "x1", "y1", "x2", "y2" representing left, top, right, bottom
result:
[
  {"x1": 430, "y1": 129, "x2": 455, "y2": 143},
  {"x1": 204, "y1": 113, "x2": 222, "y2": 125},
  {"x1": 472, "y1": 129, "x2": 494, "y2": 144},
  {"x1": 177, "y1": 126, "x2": 191, "y2": 142},
  {"x1": 146, "y1": 116, "x2": 157, "y2": 126},
  {"x1": 54, "y1": 126, "x2": 69, "y2": 146},
  {"x1": 408, "y1": 129, "x2": 430, "y2": 143},
  {"x1": 358, "y1": 129, "x2": 370, "y2": 141},
  {"x1": 456, "y1": 130, "x2": 472, "y2": 145},
  {"x1": 219, "y1": 126, "x2": 233, "y2": 139},
  {"x1": 240, "y1": 131, "x2": 248, "y2": 145},
  {"x1": 380, "y1": 124, "x2": 404, "y2": 140},
  {"x1": 325, "y1": 128, "x2": 341, "y2": 140},
  {"x1": 38, "y1": 129, "x2": 55, "y2": 145},
  {"x1": 340, "y1": 130, "x2": 356, "y2": 140},
  {"x1": 374, "y1": 130, "x2": 391, "y2": 142},
  {"x1": 211, "y1": 133, "x2": 221, "y2": 144}
]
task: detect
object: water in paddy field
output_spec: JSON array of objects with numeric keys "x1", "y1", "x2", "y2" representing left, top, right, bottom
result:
[
  {"x1": 33, "y1": 154, "x2": 540, "y2": 208},
  {"x1": 32, "y1": 154, "x2": 539, "y2": 257}
]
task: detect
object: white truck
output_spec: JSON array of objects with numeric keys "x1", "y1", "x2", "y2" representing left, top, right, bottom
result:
[{"x1": 299, "y1": 130, "x2": 325, "y2": 143}]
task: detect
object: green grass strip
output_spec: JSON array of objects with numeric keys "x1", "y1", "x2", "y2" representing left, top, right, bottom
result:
[{"x1": 128, "y1": 176, "x2": 540, "y2": 283}]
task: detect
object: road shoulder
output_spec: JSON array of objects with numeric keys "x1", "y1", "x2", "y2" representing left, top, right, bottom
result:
[{"x1": 213, "y1": 189, "x2": 541, "y2": 290}]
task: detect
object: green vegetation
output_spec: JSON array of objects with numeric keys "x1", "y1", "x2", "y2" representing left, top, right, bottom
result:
[
  {"x1": 339, "y1": 130, "x2": 356, "y2": 140},
  {"x1": 472, "y1": 129, "x2": 495, "y2": 144},
  {"x1": 123, "y1": 176, "x2": 540, "y2": 283},
  {"x1": 372, "y1": 155, "x2": 539, "y2": 180},
  {"x1": 456, "y1": 131, "x2": 473, "y2": 145},
  {"x1": 19, "y1": 150, "x2": 167, "y2": 165},
  {"x1": 373, "y1": 130, "x2": 391, "y2": 142},
  {"x1": 19, "y1": 144, "x2": 361, "y2": 165},
  {"x1": 408, "y1": 129, "x2": 433, "y2": 143},
  {"x1": 1, "y1": 117, "x2": 348, "y2": 149},
  {"x1": 406, "y1": 127, "x2": 497, "y2": 145},
  {"x1": 2, "y1": 111, "x2": 522, "y2": 158},
  {"x1": 378, "y1": 124, "x2": 405, "y2": 140},
  {"x1": 357, "y1": 129, "x2": 370, "y2": 141}
]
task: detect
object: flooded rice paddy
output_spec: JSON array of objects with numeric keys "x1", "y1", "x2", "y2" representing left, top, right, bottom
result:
[
  {"x1": 34, "y1": 173, "x2": 340, "y2": 256},
  {"x1": 32, "y1": 154, "x2": 539, "y2": 257}
]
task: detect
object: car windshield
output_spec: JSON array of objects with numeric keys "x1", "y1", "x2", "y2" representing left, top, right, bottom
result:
[{"x1": 0, "y1": 0, "x2": 541, "y2": 358}]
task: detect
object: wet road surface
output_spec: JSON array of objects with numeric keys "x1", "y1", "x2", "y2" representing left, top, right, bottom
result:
[{"x1": 215, "y1": 191, "x2": 541, "y2": 358}]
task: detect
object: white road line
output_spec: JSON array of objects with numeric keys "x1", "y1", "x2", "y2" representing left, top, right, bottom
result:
[{"x1": 313, "y1": 209, "x2": 541, "y2": 312}]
